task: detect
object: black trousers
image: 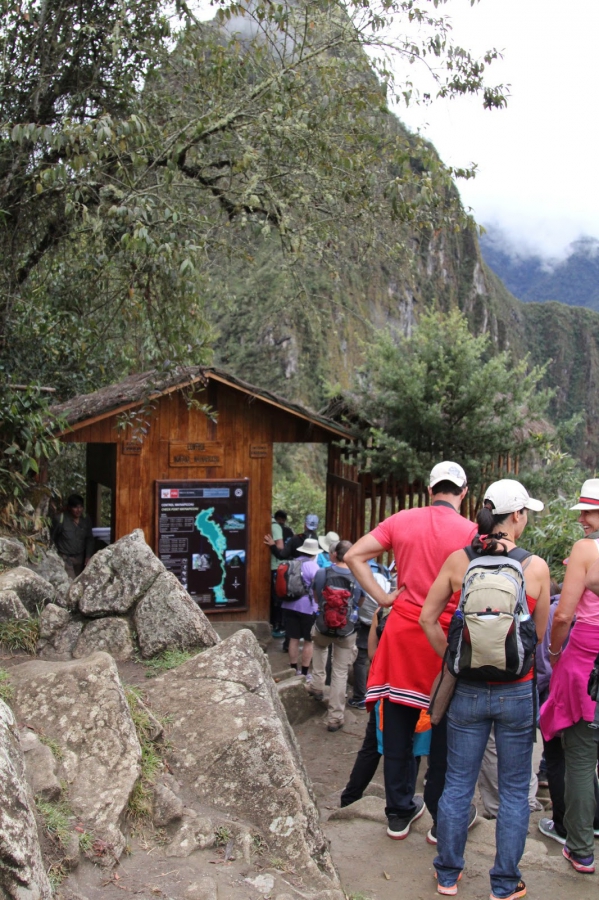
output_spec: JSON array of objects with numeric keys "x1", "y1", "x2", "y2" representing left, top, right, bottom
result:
[
  {"x1": 340, "y1": 709, "x2": 380, "y2": 807},
  {"x1": 383, "y1": 699, "x2": 448, "y2": 820}
]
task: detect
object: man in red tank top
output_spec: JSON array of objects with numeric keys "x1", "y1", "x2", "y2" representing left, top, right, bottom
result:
[{"x1": 345, "y1": 462, "x2": 476, "y2": 841}]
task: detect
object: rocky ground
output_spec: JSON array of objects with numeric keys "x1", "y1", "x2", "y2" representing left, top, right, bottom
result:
[{"x1": 3, "y1": 633, "x2": 599, "y2": 900}]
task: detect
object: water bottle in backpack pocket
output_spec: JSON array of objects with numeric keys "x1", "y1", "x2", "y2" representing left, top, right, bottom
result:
[{"x1": 447, "y1": 548, "x2": 538, "y2": 682}]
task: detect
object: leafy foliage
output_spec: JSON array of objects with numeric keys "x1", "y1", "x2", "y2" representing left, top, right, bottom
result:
[
  {"x1": 0, "y1": 385, "x2": 63, "y2": 500},
  {"x1": 349, "y1": 308, "x2": 553, "y2": 496},
  {"x1": 521, "y1": 497, "x2": 583, "y2": 584},
  {"x1": 0, "y1": 669, "x2": 14, "y2": 705}
]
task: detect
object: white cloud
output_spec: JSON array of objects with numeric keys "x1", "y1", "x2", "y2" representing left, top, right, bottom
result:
[{"x1": 389, "y1": 0, "x2": 599, "y2": 259}]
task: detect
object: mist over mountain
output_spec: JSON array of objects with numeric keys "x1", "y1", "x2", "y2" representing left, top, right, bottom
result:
[{"x1": 481, "y1": 227, "x2": 599, "y2": 312}]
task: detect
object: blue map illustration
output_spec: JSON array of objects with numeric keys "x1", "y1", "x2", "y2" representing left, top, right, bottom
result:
[{"x1": 195, "y1": 508, "x2": 227, "y2": 604}]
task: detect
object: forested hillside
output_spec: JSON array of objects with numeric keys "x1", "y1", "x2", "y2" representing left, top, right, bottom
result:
[{"x1": 3, "y1": 0, "x2": 599, "y2": 488}]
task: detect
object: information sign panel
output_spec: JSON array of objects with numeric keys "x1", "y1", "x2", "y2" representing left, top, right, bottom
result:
[{"x1": 156, "y1": 480, "x2": 248, "y2": 612}]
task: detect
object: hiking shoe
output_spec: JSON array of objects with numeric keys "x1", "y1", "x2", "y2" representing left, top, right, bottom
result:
[
  {"x1": 308, "y1": 689, "x2": 324, "y2": 701},
  {"x1": 271, "y1": 629, "x2": 285, "y2": 638},
  {"x1": 435, "y1": 872, "x2": 462, "y2": 895},
  {"x1": 347, "y1": 697, "x2": 366, "y2": 710},
  {"x1": 490, "y1": 880, "x2": 526, "y2": 900},
  {"x1": 427, "y1": 803, "x2": 477, "y2": 845},
  {"x1": 538, "y1": 817, "x2": 566, "y2": 845},
  {"x1": 327, "y1": 723, "x2": 343, "y2": 732},
  {"x1": 563, "y1": 845, "x2": 595, "y2": 873},
  {"x1": 386, "y1": 795, "x2": 425, "y2": 839},
  {"x1": 537, "y1": 771, "x2": 549, "y2": 788}
]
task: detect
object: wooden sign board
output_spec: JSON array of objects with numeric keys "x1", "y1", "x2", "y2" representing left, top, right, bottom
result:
[
  {"x1": 249, "y1": 444, "x2": 269, "y2": 459},
  {"x1": 169, "y1": 441, "x2": 224, "y2": 468},
  {"x1": 122, "y1": 442, "x2": 142, "y2": 456}
]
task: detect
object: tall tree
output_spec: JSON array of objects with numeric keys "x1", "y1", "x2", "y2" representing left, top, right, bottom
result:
[
  {"x1": 1, "y1": 0, "x2": 506, "y2": 395},
  {"x1": 348, "y1": 308, "x2": 553, "y2": 495}
]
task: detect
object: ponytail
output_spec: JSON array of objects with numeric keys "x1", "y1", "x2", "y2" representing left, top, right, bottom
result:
[{"x1": 471, "y1": 501, "x2": 509, "y2": 555}]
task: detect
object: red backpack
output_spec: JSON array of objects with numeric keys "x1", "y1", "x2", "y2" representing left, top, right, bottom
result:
[{"x1": 321, "y1": 568, "x2": 355, "y2": 630}]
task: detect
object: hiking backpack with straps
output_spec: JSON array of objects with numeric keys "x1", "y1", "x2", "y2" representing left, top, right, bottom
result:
[
  {"x1": 446, "y1": 546, "x2": 538, "y2": 682},
  {"x1": 274, "y1": 558, "x2": 309, "y2": 600},
  {"x1": 318, "y1": 567, "x2": 357, "y2": 633}
]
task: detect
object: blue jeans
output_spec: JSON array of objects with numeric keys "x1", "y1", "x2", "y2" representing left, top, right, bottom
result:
[{"x1": 434, "y1": 680, "x2": 534, "y2": 898}]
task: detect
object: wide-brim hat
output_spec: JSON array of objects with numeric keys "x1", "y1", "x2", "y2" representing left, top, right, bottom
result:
[
  {"x1": 570, "y1": 479, "x2": 599, "y2": 510},
  {"x1": 318, "y1": 531, "x2": 340, "y2": 553},
  {"x1": 296, "y1": 538, "x2": 321, "y2": 556},
  {"x1": 484, "y1": 479, "x2": 544, "y2": 515}
]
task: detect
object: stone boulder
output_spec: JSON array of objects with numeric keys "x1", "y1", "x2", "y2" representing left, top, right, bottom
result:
[
  {"x1": 134, "y1": 571, "x2": 219, "y2": 658},
  {"x1": 19, "y1": 729, "x2": 62, "y2": 801},
  {"x1": 0, "y1": 536, "x2": 28, "y2": 569},
  {"x1": 0, "y1": 567, "x2": 55, "y2": 614},
  {"x1": 27, "y1": 548, "x2": 70, "y2": 602},
  {"x1": 9, "y1": 652, "x2": 142, "y2": 861},
  {"x1": 37, "y1": 604, "x2": 84, "y2": 661},
  {"x1": 0, "y1": 589, "x2": 30, "y2": 621},
  {"x1": 72, "y1": 617, "x2": 134, "y2": 660},
  {"x1": 38, "y1": 530, "x2": 220, "y2": 660},
  {"x1": 0, "y1": 699, "x2": 52, "y2": 900},
  {"x1": 144, "y1": 629, "x2": 339, "y2": 891},
  {"x1": 67, "y1": 529, "x2": 165, "y2": 615}
]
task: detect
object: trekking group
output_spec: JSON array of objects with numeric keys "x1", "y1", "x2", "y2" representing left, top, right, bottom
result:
[{"x1": 266, "y1": 463, "x2": 599, "y2": 900}]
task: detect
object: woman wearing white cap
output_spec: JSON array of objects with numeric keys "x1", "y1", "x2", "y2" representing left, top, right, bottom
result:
[
  {"x1": 421, "y1": 479, "x2": 550, "y2": 900},
  {"x1": 540, "y1": 478, "x2": 599, "y2": 875}
]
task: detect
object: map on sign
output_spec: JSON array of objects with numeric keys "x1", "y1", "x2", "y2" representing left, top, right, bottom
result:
[{"x1": 156, "y1": 480, "x2": 248, "y2": 611}]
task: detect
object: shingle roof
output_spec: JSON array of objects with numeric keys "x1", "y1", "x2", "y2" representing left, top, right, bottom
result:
[{"x1": 51, "y1": 366, "x2": 355, "y2": 440}]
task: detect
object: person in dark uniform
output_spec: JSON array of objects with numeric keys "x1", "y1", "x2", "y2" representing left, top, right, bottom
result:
[{"x1": 51, "y1": 493, "x2": 94, "y2": 579}]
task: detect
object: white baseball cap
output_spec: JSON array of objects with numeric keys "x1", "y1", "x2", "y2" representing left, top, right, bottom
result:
[
  {"x1": 484, "y1": 479, "x2": 544, "y2": 515},
  {"x1": 429, "y1": 461, "x2": 467, "y2": 489},
  {"x1": 570, "y1": 479, "x2": 599, "y2": 510}
]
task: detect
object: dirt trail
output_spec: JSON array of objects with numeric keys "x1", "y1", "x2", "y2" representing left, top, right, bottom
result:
[{"x1": 287, "y1": 656, "x2": 599, "y2": 900}]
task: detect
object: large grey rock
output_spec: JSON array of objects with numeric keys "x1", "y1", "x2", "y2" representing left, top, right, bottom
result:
[
  {"x1": 9, "y1": 652, "x2": 142, "y2": 861},
  {"x1": 37, "y1": 604, "x2": 84, "y2": 661},
  {"x1": 0, "y1": 700, "x2": 52, "y2": 900},
  {"x1": 0, "y1": 536, "x2": 28, "y2": 569},
  {"x1": 144, "y1": 630, "x2": 338, "y2": 890},
  {"x1": 68, "y1": 529, "x2": 165, "y2": 616},
  {"x1": 73, "y1": 617, "x2": 134, "y2": 660},
  {"x1": 152, "y1": 782, "x2": 184, "y2": 827},
  {"x1": 0, "y1": 567, "x2": 54, "y2": 614},
  {"x1": 27, "y1": 548, "x2": 70, "y2": 602},
  {"x1": 19, "y1": 729, "x2": 62, "y2": 801},
  {"x1": 134, "y1": 570, "x2": 219, "y2": 658},
  {"x1": 0, "y1": 589, "x2": 30, "y2": 621}
]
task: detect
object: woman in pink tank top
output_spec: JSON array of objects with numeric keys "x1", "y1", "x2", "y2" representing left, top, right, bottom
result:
[{"x1": 539, "y1": 478, "x2": 599, "y2": 874}]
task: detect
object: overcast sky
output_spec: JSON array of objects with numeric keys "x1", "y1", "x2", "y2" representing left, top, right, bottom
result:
[{"x1": 392, "y1": 0, "x2": 599, "y2": 259}]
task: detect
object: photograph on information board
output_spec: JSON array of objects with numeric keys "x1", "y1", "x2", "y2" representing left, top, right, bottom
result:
[{"x1": 156, "y1": 480, "x2": 248, "y2": 611}]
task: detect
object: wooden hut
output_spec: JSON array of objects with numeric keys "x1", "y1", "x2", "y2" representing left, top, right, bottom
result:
[{"x1": 51, "y1": 367, "x2": 356, "y2": 625}]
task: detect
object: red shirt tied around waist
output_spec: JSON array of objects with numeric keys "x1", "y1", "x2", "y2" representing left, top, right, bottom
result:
[{"x1": 344, "y1": 461, "x2": 477, "y2": 712}]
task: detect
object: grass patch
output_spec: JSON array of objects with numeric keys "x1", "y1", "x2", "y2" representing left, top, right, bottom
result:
[
  {"x1": 38, "y1": 734, "x2": 63, "y2": 761},
  {"x1": 214, "y1": 825, "x2": 232, "y2": 846},
  {"x1": 125, "y1": 687, "x2": 164, "y2": 823},
  {"x1": 142, "y1": 648, "x2": 197, "y2": 677},
  {"x1": 0, "y1": 668, "x2": 13, "y2": 705},
  {"x1": 35, "y1": 797, "x2": 72, "y2": 848},
  {"x1": 78, "y1": 830, "x2": 93, "y2": 853},
  {"x1": 0, "y1": 616, "x2": 40, "y2": 654}
]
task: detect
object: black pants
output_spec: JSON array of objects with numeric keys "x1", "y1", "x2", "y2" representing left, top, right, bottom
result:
[
  {"x1": 340, "y1": 709, "x2": 380, "y2": 807},
  {"x1": 383, "y1": 699, "x2": 448, "y2": 820}
]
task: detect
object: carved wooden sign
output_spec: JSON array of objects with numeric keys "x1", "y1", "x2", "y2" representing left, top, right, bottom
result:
[
  {"x1": 169, "y1": 441, "x2": 224, "y2": 468},
  {"x1": 122, "y1": 442, "x2": 142, "y2": 456},
  {"x1": 249, "y1": 444, "x2": 269, "y2": 459}
]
